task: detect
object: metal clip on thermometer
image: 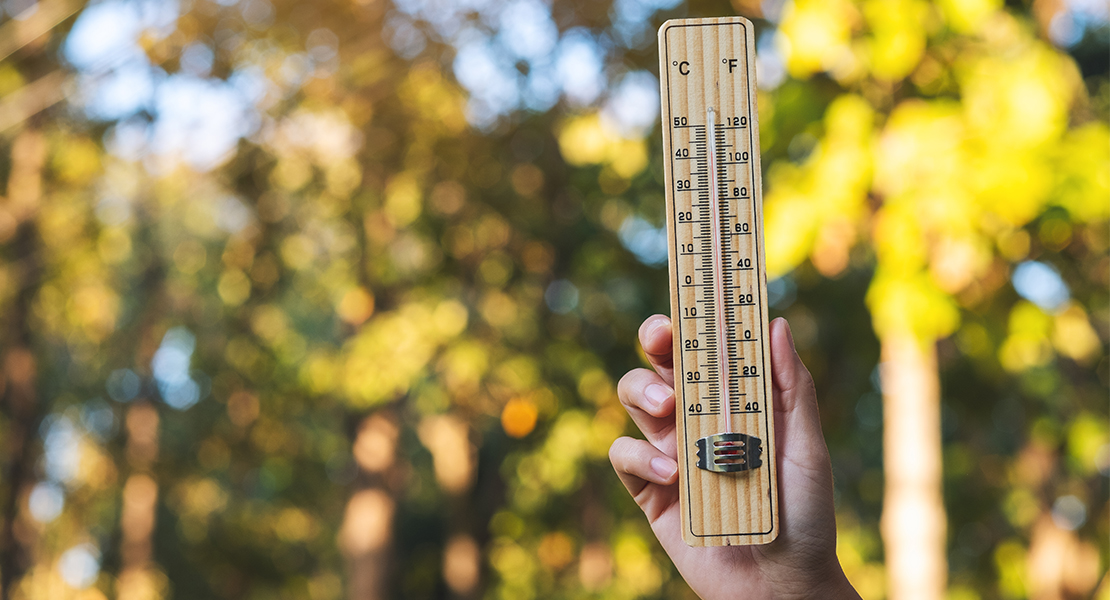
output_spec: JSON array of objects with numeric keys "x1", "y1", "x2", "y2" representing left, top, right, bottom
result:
[{"x1": 658, "y1": 17, "x2": 778, "y2": 546}]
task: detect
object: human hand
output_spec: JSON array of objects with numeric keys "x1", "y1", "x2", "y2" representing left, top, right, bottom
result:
[{"x1": 609, "y1": 315, "x2": 862, "y2": 600}]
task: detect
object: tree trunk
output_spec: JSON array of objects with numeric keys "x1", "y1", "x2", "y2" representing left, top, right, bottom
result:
[
  {"x1": 880, "y1": 334, "x2": 947, "y2": 600},
  {"x1": 341, "y1": 411, "x2": 399, "y2": 600},
  {"x1": 118, "y1": 401, "x2": 161, "y2": 600},
  {"x1": 0, "y1": 129, "x2": 46, "y2": 600}
]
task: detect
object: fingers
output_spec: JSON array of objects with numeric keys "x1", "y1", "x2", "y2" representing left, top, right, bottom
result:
[
  {"x1": 611, "y1": 315, "x2": 682, "y2": 523},
  {"x1": 638, "y1": 315, "x2": 675, "y2": 386},
  {"x1": 617, "y1": 368, "x2": 677, "y2": 456},
  {"x1": 609, "y1": 436, "x2": 679, "y2": 521}
]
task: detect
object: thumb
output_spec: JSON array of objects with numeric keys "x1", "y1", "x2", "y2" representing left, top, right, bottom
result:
[{"x1": 769, "y1": 318, "x2": 828, "y2": 463}]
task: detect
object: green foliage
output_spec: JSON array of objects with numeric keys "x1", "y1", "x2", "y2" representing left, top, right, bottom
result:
[{"x1": 0, "y1": 0, "x2": 1105, "y2": 599}]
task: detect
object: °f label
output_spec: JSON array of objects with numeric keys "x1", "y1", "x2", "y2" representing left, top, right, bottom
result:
[{"x1": 658, "y1": 16, "x2": 778, "y2": 546}]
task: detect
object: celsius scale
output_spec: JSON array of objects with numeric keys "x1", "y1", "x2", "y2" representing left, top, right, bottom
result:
[{"x1": 658, "y1": 16, "x2": 778, "y2": 546}]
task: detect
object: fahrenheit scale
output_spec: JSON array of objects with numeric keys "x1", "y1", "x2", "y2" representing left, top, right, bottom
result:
[{"x1": 658, "y1": 17, "x2": 778, "y2": 546}]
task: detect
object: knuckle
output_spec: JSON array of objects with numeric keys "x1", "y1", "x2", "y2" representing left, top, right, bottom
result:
[
  {"x1": 616, "y1": 369, "x2": 649, "y2": 406},
  {"x1": 608, "y1": 436, "x2": 639, "y2": 468}
]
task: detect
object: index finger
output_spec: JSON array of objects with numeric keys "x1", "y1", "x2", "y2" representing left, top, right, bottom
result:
[{"x1": 638, "y1": 315, "x2": 674, "y2": 387}]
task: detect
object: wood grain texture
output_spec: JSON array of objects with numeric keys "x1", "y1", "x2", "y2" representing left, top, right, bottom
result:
[{"x1": 657, "y1": 16, "x2": 778, "y2": 547}]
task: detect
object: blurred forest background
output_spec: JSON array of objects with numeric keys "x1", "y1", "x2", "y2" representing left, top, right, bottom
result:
[{"x1": 0, "y1": 0, "x2": 1106, "y2": 598}]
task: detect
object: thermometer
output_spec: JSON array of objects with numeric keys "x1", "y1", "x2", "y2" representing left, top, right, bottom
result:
[{"x1": 658, "y1": 16, "x2": 778, "y2": 546}]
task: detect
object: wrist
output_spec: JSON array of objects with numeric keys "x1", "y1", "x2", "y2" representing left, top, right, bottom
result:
[
  {"x1": 817, "y1": 562, "x2": 861, "y2": 600},
  {"x1": 771, "y1": 558, "x2": 860, "y2": 600}
]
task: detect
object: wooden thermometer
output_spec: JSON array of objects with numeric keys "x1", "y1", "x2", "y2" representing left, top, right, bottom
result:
[{"x1": 658, "y1": 17, "x2": 778, "y2": 546}]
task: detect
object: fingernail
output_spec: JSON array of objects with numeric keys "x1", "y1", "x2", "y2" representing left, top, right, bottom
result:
[
  {"x1": 644, "y1": 384, "x2": 672, "y2": 409},
  {"x1": 651, "y1": 457, "x2": 677, "y2": 480},
  {"x1": 650, "y1": 319, "x2": 669, "y2": 337}
]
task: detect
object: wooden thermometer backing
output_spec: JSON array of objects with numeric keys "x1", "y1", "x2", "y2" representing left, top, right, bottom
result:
[{"x1": 658, "y1": 16, "x2": 778, "y2": 546}]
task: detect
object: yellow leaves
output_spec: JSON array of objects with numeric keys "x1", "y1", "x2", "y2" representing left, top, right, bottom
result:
[
  {"x1": 217, "y1": 269, "x2": 251, "y2": 306},
  {"x1": 999, "y1": 301, "x2": 1053, "y2": 372},
  {"x1": 439, "y1": 340, "x2": 488, "y2": 397},
  {"x1": 271, "y1": 157, "x2": 313, "y2": 191},
  {"x1": 532, "y1": 411, "x2": 590, "y2": 492},
  {"x1": 779, "y1": 0, "x2": 859, "y2": 78},
  {"x1": 384, "y1": 173, "x2": 422, "y2": 227},
  {"x1": 558, "y1": 115, "x2": 607, "y2": 164},
  {"x1": 764, "y1": 185, "x2": 821, "y2": 278},
  {"x1": 301, "y1": 351, "x2": 339, "y2": 395},
  {"x1": 863, "y1": 0, "x2": 930, "y2": 81},
  {"x1": 266, "y1": 109, "x2": 367, "y2": 193},
  {"x1": 488, "y1": 538, "x2": 537, "y2": 593},
  {"x1": 51, "y1": 137, "x2": 102, "y2": 185},
  {"x1": 171, "y1": 476, "x2": 229, "y2": 542},
  {"x1": 943, "y1": 44, "x2": 1081, "y2": 226},
  {"x1": 341, "y1": 300, "x2": 468, "y2": 407},
  {"x1": 1067, "y1": 414, "x2": 1109, "y2": 476},
  {"x1": 612, "y1": 530, "x2": 663, "y2": 596},
  {"x1": 172, "y1": 240, "x2": 206, "y2": 275},
  {"x1": 1051, "y1": 304, "x2": 1101, "y2": 364},
  {"x1": 994, "y1": 538, "x2": 1028, "y2": 597},
  {"x1": 38, "y1": 197, "x2": 89, "y2": 252},
  {"x1": 836, "y1": 513, "x2": 886, "y2": 598},
  {"x1": 936, "y1": 0, "x2": 1002, "y2": 33},
  {"x1": 861, "y1": 44, "x2": 1091, "y2": 343},
  {"x1": 477, "y1": 252, "x2": 513, "y2": 287},
  {"x1": 274, "y1": 507, "x2": 316, "y2": 543},
  {"x1": 576, "y1": 368, "x2": 615, "y2": 405},
  {"x1": 336, "y1": 287, "x2": 375, "y2": 325},
  {"x1": 72, "y1": 284, "x2": 119, "y2": 341},
  {"x1": 434, "y1": 299, "x2": 469, "y2": 336},
  {"x1": 480, "y1": 290, "x2": 517, "y2": 329},
  {"x1": 557, "y1": 114, "x2": 648, "y2": 179},
  {"x1": 97, "y1": 228, "x2": 132, "y2": 264},
  {"x1": 72, "y1": 438, "x2": 117, "y2": 491},
  {"x1": 251, "y1": 420, "x2": 291, "y2": 454},
  {"x1": 473, "y1": 213, "x2": 511, "y2": 249},
  {"x1": 15, "y1": 564, "x2": 112, "y2": 600},
  {"x1": 250, "y1": 305, "x2": 287, "y2": 343},
  {"x1": 171, "y1": 478, "x2": 228, "y2": 522},
  {"x1": 0, "y1": 63, "x2": 25, "y2": 96},
  {"x1": 492, "y1": 356, "x2": 540, "y2": 394},
  {"x1": 998, "y1": 300, "x2": 1101, "y2": 373},
  {"x1": 811, "y1": 217, "x2": 857, "y2": 277},
  {"x1": 501, "y1": 397, "x2": 538, "y2": 438},
  {"x1": 969, "y1": 148, "x2": 1052, "y2": 226},
  {"x1": 510, "y1": 164, "x2": 544, "y2": 197},
  {"x1": 959, "y1": 43, "x2": 1078, "y2": 150},
  {"x1": 399, "y1": 61, "x2": 467, "y2": 135},
  {"x1": 279, "y1": 234, "x2": 315, "y2": 269},
  {"x1": 325, "y1": 158, "x2": 362, "y2": 197},
  {"x1": 928, "y1": 235, "x2": 992, "y2": 293},
  {"x1": 866, "y1": 269, "x2": 959, "y2": 342},
  {"x1": 225, "y1": 336, "x2": 262, "y2": 375},
  {"x1": 874, "y1": 100, "x2": 963, "y2": 203},
  {"x1": 510, "y1": 407, "x2": 625, "y2": 503},
  {"x1": 536, "y1": 532, "x2": 575, "y2": 571},
  {"x1": 764, "y1": 95, "x2": 873, "y2": 278},
  {"x1": 1053, "y1": 122, "x2": 1110, "y2": 222}
]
